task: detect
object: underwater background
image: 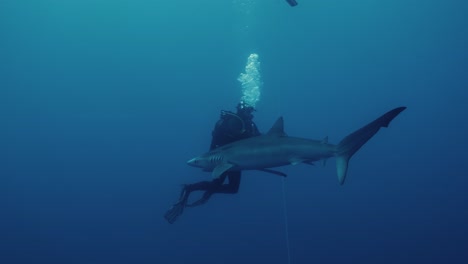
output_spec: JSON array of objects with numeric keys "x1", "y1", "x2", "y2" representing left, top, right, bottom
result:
[{"x1": 1, "y1": 0, "x2": 467, "y2": 263}]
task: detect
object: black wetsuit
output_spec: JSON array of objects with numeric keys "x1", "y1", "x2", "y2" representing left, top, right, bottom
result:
[
  {"x1": 164, "y1": 109, "x2": 260, "y2": 224},
  {"x1": 184, "y1": 110, "x2": 260, "y2": 207}
]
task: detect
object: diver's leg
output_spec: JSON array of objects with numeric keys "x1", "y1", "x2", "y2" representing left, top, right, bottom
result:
[
  {"x1": 164, "y1": 181, "x2": 210, "y2": 224},
  {"x1": 185, "y1": 179, "x2": 220, "y2": 193},
  {"x1": 185, "y1": 174, "x2": 230, "y2": 207},
  {"x1": 186, "y1": 172, "x2": 241, "y2": 207},
  {"x1": 185, "y1": 189, "x2": 215, "y2": 207},
  {"x1": 165, "y1": 176, "x2": 227, "y2": 222},
  {"x1": 207, "y1": 171, "x2": 241, "y2": 194}
]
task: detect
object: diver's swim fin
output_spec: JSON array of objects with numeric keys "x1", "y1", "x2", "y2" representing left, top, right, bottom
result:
[
  {"x1": 164, "y1": 186, "x2": 190, "y2": 224},
  {"x1": 164, "y1": 200, "x2": 185, "y2": 224}
]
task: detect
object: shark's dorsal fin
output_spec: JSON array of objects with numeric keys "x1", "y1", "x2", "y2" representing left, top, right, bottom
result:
[{"x1": 266, "y1": 117, "x2": 287, "y2": 136}]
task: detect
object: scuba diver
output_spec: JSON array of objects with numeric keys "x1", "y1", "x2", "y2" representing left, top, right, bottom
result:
[
  {"x1": 286, "y1": 0, "x2": 298, "y2": 7},
  {"x1": 164, "y1": 101, "x2": 261, "y2": 224}
]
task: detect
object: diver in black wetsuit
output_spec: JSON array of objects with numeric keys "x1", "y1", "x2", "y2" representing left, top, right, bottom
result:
[
  {"x1": 286, "y1": 0, "x2": 298, "y2": 7},
  {"x1": 164, "y1": 101, "x2": 261, "y2": 224}
]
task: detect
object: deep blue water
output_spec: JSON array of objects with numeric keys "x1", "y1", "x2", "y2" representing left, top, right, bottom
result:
[{"x1": 1, "y1": 1, "x2": 467, "y2": 263}]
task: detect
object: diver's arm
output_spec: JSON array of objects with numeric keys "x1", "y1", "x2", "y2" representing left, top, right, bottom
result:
[
  {"x1": 286, "y1": 0, "x2": 298, "y2": 7},
  {"x1": 251, "y1": 122, "x2": 261, "y2": 136},
  {"x1": 210, "y1": 118, "x2": 223, "y2": 150},
  {"x1": 210, "y1": 119, "x2": 224, "y2": 150}
]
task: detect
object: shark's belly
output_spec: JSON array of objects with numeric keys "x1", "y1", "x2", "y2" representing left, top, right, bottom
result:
[{"x1": 226, "y1": 141, "x2": 336, "y2": 170}]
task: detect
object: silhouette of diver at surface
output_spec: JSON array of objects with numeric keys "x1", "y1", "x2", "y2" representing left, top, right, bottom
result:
[{"x1": 286, "y1": 0, "x2": 298, "y2": 7}]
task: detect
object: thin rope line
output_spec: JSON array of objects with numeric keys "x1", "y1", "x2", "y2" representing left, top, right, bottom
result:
[{"x1": 282, "y1": 177, "x2": 292, "y2": 264}]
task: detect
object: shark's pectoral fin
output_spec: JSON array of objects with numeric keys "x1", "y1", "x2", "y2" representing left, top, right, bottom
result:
[
  {"x1": 212, "y1": 163, "x2": 234, "y2": 179},
  {"x1": 258, "y1": 169, "x2": 287, "y2": 177}
]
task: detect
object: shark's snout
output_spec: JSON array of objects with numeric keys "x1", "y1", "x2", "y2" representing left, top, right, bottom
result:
[{"x1": 187, "y1": 157, "x2": 198, "y2": 167}]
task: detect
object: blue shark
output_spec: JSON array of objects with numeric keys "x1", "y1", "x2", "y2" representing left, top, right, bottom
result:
[{"x1": 187, "y1": 107, "x2": 406, "y2": 185}]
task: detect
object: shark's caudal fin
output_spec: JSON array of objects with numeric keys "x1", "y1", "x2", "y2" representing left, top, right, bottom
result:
[{"x1": 335, "y1": 107, "x2": 406, "y2": 185}]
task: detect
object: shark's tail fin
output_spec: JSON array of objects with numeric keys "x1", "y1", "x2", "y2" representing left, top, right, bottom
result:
[{"x1": 335, "y1": 107, "x2": 406, "y2": 185}]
